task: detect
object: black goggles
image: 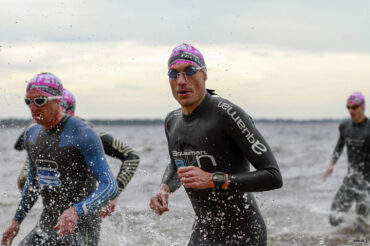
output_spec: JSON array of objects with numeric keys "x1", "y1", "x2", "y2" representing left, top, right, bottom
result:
[
  {"x1": 168, "y1": 66, "x2": 205, "y2": 79},
  {"x1": 25, "y1": 96, "x2": 62, "y2": 107},
  {"x1": 346, "y1": 104, "x2": 360, "y2": 110}
]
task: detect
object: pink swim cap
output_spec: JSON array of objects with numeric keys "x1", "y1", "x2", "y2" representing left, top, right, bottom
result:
[
  {"x1": 26, "y1": 72, "x2": 63, "y2": 97},
  {"x1": 61, "y1": 89, "x2": 76, "y2": 116},
  {"x1": 168, "y1": 43, "x2": 206, "y2": 70},
  {"x1": 347, "y1": 92, "x2": 365, "y2": 107}
]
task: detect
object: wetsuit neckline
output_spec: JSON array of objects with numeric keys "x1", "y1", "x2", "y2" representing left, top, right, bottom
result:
[
  {"x1": 46, "y1": 114, "x2": 71, "y2": 133},
  {"x1": 182, "y1": 92, "x2": 211, "y2": 121},
  {"x1": 352, "y1": 117, "x2": 368, "y2": 127}
]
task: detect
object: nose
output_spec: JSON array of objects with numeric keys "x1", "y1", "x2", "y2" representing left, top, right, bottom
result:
[
  {"x1": 29, "y1": 101, "x2": 39, "y2": 111},
  {"x1": 177, "y1": 72, "x2": 188, "y2": 84}
]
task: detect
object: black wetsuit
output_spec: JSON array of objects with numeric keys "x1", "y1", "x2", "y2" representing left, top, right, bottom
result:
[
  {"x1": 329, "y1": 118, "x2": 370, "y2": 225},
  {"x1": 15, "y1": 115, "x2": 118, "y2": 246},
  {"x1": 14, "y1": 128, "x2": 27, "y2": 151},
  {"x1": 162, "y1": 91, "x2": 282, "y2": 246}
]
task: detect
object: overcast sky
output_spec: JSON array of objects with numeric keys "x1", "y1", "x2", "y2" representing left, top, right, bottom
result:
[{"x1": 1, "y1": 0, "x2": 370, "y2": 120}]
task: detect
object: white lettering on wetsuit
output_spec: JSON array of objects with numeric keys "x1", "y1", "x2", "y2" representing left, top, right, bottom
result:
[
  {"x1": 172, "y1": 150, "x2": 217, "y2": 168},
  {"x1": 346, "y1": 137, "x2": 365, "y2": 147},
  {"x1": 172, "y1": 150, "x2": 207, "y2": 157},
  {"x1": 218, "y1": 101, "x2": 267, "y2": 155}
]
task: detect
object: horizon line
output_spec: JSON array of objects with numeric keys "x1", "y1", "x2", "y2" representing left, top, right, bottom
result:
[{"x1": 0, "y1": 117, "x2": 346, "y2": 128}]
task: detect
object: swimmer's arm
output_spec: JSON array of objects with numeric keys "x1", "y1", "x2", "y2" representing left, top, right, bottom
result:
[
  {"x1": 14, "y1": 129, "x2": 26, "y2": 151},
  {"x1": 151, "y1": 119, "x2": 174, "y2": 215},
  {"x1": 73, "y1": 128, "x2": 118, "y2": 217},
  {"x1": 150, "y1": 146, "x2": 179, "y2": 214},
  {"x1": 221, "y1": 105, "x2": 282, "y2": 192},
  {"x1": 161, "y1": 127, "x2": 182, "y2": 193},
  {"x1": 13, "y1": 157, "x2": 40, "y2": 224},
  {"x1": 323, "y1": 125, "x2": 345, "y2": 181},
  {"x1": 17, "y1": 159, "x2": 30, "y2": 191},
  {"x1": 161, "y1": 161, "x2": 182, "y2": 192},
  {"x1": 330, "y1": 125, "x2": 345, "y2": 165},
  {"x1": 14, "y1": 122, "x2": 36, "y2": 151},
  {"x1": 95, "y1": 129, "x2": 140, "y2": 194}
]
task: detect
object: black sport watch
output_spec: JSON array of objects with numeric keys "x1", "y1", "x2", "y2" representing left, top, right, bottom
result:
[{"x1": 213, "y1": 172, "x2": 226, "y2": 187}]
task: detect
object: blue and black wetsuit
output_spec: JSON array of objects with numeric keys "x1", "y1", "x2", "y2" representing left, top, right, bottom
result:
[
  {"x1": 329, "y1": 118, "x2": 370, "y2": 226},
  {"x1": 15, "y1": 115, "x2": 118, "y2": 246},
  {"x1": 15, "y1": 122, "x2": 139, "y2": 194},
  {"x1": 162, "y1": 91, "x2": 282, "y2": 246}
]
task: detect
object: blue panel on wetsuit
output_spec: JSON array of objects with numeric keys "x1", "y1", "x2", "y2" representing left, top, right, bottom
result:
[{"x1": 174, "y1": 159, "x2": 185, "y2": 168}]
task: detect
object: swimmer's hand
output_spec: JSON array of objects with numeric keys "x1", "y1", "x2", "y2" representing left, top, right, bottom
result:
[
  {"x1": 17, "y1": 175, "x2": 26, "y2": 191},
  {"x1": 100, "y1": 198, "x2": 117, "y2": 218},
  {"x1": 323, "y1": 163, "x2": 334, "y2": 182},
  {"x1": 150, "y1": 184, "x2": 170, "y2": 215},
  {"x1": 54, "y1": 207, "x2": 79, "y2": 236},
  {"x1": 177, "y1": 166, "x2": 214, "y2": 189},
  {"x1": 1, "y1": 220, "x2": 19, "y2": 246}
]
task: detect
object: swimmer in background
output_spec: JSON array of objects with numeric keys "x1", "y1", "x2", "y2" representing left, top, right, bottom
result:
[
  {"x1": 323, "y1": 92, "x2": 370, "y2": 232},
  {"x1": 15, "y1": 88, "x2": 140, "y2": 218}
]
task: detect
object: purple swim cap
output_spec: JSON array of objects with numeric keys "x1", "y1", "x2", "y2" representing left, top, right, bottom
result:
[
  {"x1": 26, "y1": 72, "x2": 63, "y2": 97},
  {"x1": 61, "y1": 89, "x2": 76, "y2": 116},
  {"x1": 347, "y1": 92, "x2": 365, "y2": 107},
  {"x1": 168, "y1": 43, "x2": 206, "y2": 70}
]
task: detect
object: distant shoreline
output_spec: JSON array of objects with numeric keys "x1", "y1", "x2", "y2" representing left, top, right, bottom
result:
[{"x1": 0, "y1": 118, "x2": 343, "y2": 128}]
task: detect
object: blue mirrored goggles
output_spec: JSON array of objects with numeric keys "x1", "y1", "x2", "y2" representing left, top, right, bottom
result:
[{"x1": 168, "y1": 66, "x2": 206, "y2": 79}]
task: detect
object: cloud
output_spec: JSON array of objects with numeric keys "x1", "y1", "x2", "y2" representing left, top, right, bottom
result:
[
  {"x1": 1, "y1": 0, "x2": 369, "y2": 52},
  {"x1": 1, "y1": 1, "x2": 370, "y2": 119},
  {"x1": 1, "y1": 41, "x2": 370, "y2": 119},
  {"x1": 0, "y1": 41, "x2": 174, "y2": 119},
  {"x1": 207, "y1": 46, "x2": 370, "y2": 119}
]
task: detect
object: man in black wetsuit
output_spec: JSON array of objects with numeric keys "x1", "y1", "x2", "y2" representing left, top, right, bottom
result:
[
  {"x1": 15, "y1": 89, "x2": 140, "y2": 218},
  {"x1": 149, "y1": 43, "x2": 283, "y2": 246},
  {"x1": 323, "y1": 92, "x2": 370, "y2": 231},
  {"x1": 1, "y1": 72, "x2": 118, "y2": 246}
]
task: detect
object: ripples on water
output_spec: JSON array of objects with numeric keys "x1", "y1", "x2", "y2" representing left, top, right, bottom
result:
[{"x1": 0, "y1": 123, "x2": 367, "y2": 245}]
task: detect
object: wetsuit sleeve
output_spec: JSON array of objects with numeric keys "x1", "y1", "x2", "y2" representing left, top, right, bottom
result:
[
  {"x1": 161, "y1": 160, "x2": 182, "y2": 192},
  {"x1": 20, "y1": 159, "x2": 30, "y2": 176},
  {"x1": 14, "y1": 129, "x2": 26, "y2": 151},
  {"x1": 220, "y1": 103, "x2": 282, "y2": 192},
  {"x1": 95, "y1": 129, "x2": 140, "y2": 194},
  {"x1": 330, "y1": 123, "x2": 345, "y2": 164},
  {"x1": 18, "y1": 159, "x2": 30, "y2": 190},
  {"x1": 161, "y1": 116, "x2": 182, "y2": 192},
  {"x1": 13, "y1": 133, "x2": 40, "y2": 223},
  {"x1": 73, "y1": 128, "x2": 118, "y2": 216}
]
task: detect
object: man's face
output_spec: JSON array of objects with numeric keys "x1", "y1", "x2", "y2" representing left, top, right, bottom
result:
[
  {"x1": 347, "y1": 103, "x2": 365, "y2": 123},
  {"x1": 25, "y1": 90, "x2": 61, "y2": 126},
  {"x1": 168, "y1": 63, "x2": 207, "y2": 114}
]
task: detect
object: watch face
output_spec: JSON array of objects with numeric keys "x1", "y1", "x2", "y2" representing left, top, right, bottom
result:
[{"x1": 214, "y1": 174, "x2": 225, "y2": 182}]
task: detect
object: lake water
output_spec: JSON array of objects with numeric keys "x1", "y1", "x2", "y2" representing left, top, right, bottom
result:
[{"x1": 0, "y1": 122, "x2": 367, "y2": 245}]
